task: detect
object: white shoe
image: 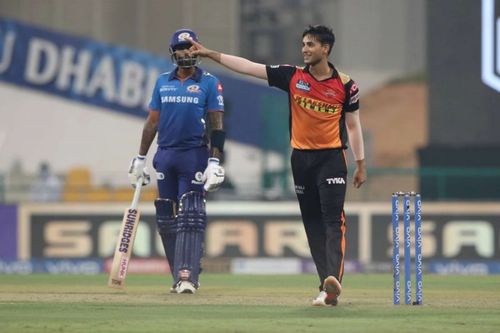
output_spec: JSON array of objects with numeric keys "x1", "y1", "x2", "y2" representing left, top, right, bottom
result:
[
  {"x1": 312, "y1": 291, "x2": 328, "y2": 306},
  {"x1": 175, "y1": 281, "x2": 196, "y2": 294}
]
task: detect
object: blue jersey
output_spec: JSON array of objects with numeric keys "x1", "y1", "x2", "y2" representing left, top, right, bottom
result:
[{"x1": 149, "y1": 67, "x2": 224, "y2": 148}]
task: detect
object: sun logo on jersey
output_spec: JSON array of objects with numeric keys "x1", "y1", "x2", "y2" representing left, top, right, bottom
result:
[{"x1": 187, "y1": 84, "x2": 201, "y2": 93}]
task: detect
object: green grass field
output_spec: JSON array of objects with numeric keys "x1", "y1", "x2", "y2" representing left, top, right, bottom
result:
[{"x1": 0, "y1": 273, "x2": 499, "y2": 333}]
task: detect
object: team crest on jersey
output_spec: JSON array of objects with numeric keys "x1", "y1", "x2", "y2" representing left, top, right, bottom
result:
[
  {"x1": 295, "y1": 80, "x2": 311, "y2": 92},
  {"x1": 187, "y1": 84, "x2": 201, "y2": 93}
]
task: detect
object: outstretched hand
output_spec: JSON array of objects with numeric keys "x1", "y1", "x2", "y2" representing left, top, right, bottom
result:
[
  {"x1": 188, "y1": 38, "x2": 222, "y2": 63},
  {"x1": 188, "y1": 38, "x2": 211, "y2": 57}
]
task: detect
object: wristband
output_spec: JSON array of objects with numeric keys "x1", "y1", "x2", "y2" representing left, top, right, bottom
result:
[{"x1": 210, "y1": 130, "x2": 225, "y2": 152}]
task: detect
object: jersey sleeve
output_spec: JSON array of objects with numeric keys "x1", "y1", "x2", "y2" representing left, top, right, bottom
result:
[
  {"x1": 148, "y1": 78, "x2": 161, "y2": 111},
  {"x1": 266, "y1": 65, "x2": 297, "y2": 92},
  {"x1": 344, "y1": 79, "x2": 360, "y2": 112},
  {"x1": 207, "y1": 78, "x2": 224, "y2": 111}
]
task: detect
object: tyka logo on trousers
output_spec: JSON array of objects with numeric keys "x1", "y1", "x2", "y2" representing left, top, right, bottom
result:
[{"x1": 326, "y1": 177, "x2": 345, "y2": 185}]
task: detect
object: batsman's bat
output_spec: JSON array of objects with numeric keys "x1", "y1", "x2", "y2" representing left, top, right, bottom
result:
[{"x1": 108, "y1": 178, "x2": 143, "y2": 289}]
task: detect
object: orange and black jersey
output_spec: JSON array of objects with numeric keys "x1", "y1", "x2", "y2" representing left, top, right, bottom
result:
[{"x1": 266, "y1": 63, "x2": 360, "y2": 150}]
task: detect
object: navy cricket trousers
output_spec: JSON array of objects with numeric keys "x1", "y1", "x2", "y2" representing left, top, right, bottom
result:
[
  {"x1": 291, "y1": 148, "x2": 348, "y2": 287},
  {"x1": 153, "y1": 146, "x2": 209, "y2": 201}
]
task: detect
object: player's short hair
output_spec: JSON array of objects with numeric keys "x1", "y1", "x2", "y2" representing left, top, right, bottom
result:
[{"x1": 302, "y1": 25, "x2": 335, "y2": 55}]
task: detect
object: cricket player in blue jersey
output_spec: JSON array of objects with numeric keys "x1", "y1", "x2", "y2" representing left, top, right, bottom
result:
[{"x1": 128, "y1": 28, "x2": 226, "y2": 294}]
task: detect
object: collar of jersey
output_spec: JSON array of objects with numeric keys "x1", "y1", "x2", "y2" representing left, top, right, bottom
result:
[
  {"x1": 304, "y1": 62, "x2": 339, "y2": 79},
  {"x1": 168, "y1": 67, "x2": 203, "y2": 82}
]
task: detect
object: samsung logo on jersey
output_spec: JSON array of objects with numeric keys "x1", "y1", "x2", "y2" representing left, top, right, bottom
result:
[{"x1": 161, "y1": 96, "x2": 199, "y2": 104}]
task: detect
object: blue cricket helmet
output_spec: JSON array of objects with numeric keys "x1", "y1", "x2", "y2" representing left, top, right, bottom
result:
[
  {"x1": 169, "y1": 28, "x2": 199, "y2": 51},
  {"x1": 169, "y1": 28, "x2": 200, "y2": 68}
]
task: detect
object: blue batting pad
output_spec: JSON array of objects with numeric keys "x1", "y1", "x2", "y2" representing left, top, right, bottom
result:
[
  {"x1": 173, "y1": 191, "x2": 206, "y2": 285},
  {"x1": 155, "y1": 198, "x2": 177, "y2": 280}
]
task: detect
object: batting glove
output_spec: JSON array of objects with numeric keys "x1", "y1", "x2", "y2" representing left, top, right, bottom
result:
[
  {"x1": 128, "y1": 155, "x2": 151, "y2": 187},
  {"x1": 202, "y1": 158, "x2": 225, "y2": 192}
]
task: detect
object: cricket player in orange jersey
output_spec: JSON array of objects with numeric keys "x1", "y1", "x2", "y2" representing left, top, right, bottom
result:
[{"x1": 190, "y1": 25, "x2": 366, "y2": 306}]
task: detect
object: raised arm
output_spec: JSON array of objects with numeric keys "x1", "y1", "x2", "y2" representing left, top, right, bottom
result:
[
  {"x1": 190, "y1": 39, "x2": 267, "y2": 80},
  {"x1": 345, "y1": 110, "x2": 367, "y2": 188}
]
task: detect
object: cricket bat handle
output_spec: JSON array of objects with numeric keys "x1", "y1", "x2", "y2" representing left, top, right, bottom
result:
[{"x1": 130, "y1": 177, "x2": 144, "y2": 209}]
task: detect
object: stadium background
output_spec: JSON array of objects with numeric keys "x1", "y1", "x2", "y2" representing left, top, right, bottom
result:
[{"x1": 1, "y1": 0, "x2": 499, "y2": 276}]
